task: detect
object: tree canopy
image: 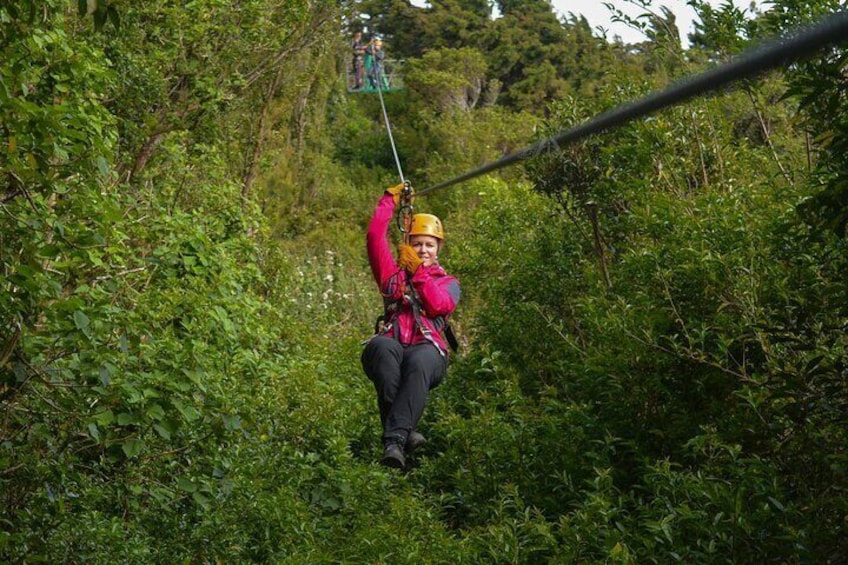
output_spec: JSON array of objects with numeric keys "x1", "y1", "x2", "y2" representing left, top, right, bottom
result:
[{"x1": 2, "y1": 0, "x2": 847, "y2": 562}]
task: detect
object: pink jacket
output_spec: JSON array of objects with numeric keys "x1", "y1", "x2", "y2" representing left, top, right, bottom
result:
[{"x1": 366, "y1": 193, "x2": 460, "y2": 354}]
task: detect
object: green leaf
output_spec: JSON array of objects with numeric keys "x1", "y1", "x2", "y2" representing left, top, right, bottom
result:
[
  {"x1": 177, "y1": 477, "x2": 197, "y2": 493},
  {"x1": 95, "y1": 155, "x2": 109, "y2": 176},
  {"x1": 192, "y1": 491, "x2": 211, "y2": 510},
  {"x1": 55, "y1": 297, "x2": 84, "y2": 312},
  {"x1": 99, "y1": 365, "x2": 112, "y2": 386},
  {"x1": 146, "y1": 403, "x2": 165, "y2": 420},
  {"x1": 117, "y1": 412, "x2": 136, "y2": 426},
  {"x1": 121, "y1": 438, "x2": 143, "y2": 458},
  {"x1": 768, "y1": 496, "x2": 785, "y2": 511},
  {"x1": 37, "y1": 244, "x2": 62, "y2": 259},
  {"x1": 93, "y1": 409, "x2": 113, "y2": 426},
  {"x1": 173, "y1": 400, "x2": 201, "y2": 423},
  {"x1": 222, "y1": 414, "x2": 242, "y2": 431},
  {"x1": 73, "y1": 310, "x2": 90, "y2": 330},
  {"x1": 182, "y1": 368, "x2": 206, "y2": 389},
  {"x1": 153, "y1": 423, "x2": 172, "y2": 440},
  {"x1": 121, "y1": 382, "x2": 142, "y2": 403}
]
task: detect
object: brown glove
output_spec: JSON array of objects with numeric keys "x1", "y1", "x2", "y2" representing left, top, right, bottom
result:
[
  {"x1": 397, "y1": 244, "x2": 423, "y2": 274},
  {"x1": 385, "y1": 182, "x2": 413, "y2": 207}
]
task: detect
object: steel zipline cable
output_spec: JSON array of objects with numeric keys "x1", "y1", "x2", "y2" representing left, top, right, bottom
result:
[
  {"x1": 369, "y1": 50, "x2": 416, "y2": 239},
  {"x1": 416, "y1": 11, "x2": 848, "y2": 196},
  {"x1": 373, "y1": 55, "x2": 406, "y2": 185}
]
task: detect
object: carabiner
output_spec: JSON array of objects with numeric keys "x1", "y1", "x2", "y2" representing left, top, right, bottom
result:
[
  {"x1": 397, "y1": 203, "x2": 413, "y2": 239},
  {"x1": 396, "y1": 180, "x2": 414, "y2": 242}
]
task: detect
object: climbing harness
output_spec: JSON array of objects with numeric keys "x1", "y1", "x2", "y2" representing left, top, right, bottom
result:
[
  {"x1": 415, "y1": 11, "x2": 848, "y2": 196},
  {"x1": 377, "y1": 182, "x2": 458, "y2": 353},
  {"x1": 404, "y1": 275, "x2": 451, "y2": 357},
  {"x1": 370, "y1": 270, "x2": 458, "y2": 357}
]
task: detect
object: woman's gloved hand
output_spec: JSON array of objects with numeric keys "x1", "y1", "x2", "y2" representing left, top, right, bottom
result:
[
  {"x1": 385, "y1": 182, "x2": 413, "y2": 206},
  {"x1": 397, "y1": 244, "x2": 423, "y2": 274}
]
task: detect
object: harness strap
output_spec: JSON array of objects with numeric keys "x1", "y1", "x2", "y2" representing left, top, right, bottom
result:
[
  {"x1": 406, "y1": 287, "x2": 446, "y2": 358},
  {"x1": 444, "y1": 323, "x2": 459, "y2": 352},
  {"x1": 367, "y1": 270, "x2": 458, "y2": 355},
  {"x1": 404, "y1": 270, "x2": 462, "y2": 356}
]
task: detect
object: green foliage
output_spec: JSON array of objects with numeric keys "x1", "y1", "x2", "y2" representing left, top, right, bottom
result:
[
  {"x1": 781, "y1": 11, "x2": 848, "y2": 236},
  {"x1": 358, "y1": 0, "x2": 619, "y2": 112},
  {"x1": 404, "y1": 47, "x2": 491, "y2": 112},
  {"x1": 94, "y1": 0, "x2": 340, "y2": 187},
  {"x1": 688, "y1": 0, "x2": 761, "y2": 55},
  {"x1": 438, "y1": 4, "x2": 846, "y2": 557},
  {"x1": 356, "y1": 0, "x2": 491, "y2": 59},
  {"x1": 3, "y1": 0, "x2": 848, "y2": 562},
  {"x1": 482, "y1": 2, "x2": 610, "y2": 110}
]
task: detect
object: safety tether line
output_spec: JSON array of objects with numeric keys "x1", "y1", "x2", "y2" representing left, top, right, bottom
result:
[
  {"x1": 416, "y1": 11, "x2": 848, "y2": 196},
  {"x1": 374, "y1": 60, "x2": 405, "y2": 184}
]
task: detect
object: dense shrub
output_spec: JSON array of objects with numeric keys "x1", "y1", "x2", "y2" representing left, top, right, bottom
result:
[{"x1": 3, "y1": 1, "x2": 846, "y2": 562}]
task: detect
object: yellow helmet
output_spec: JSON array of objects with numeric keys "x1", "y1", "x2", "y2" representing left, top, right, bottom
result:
[{"x1": 409, "y1": 213, "x2": 444, "y2": 241}]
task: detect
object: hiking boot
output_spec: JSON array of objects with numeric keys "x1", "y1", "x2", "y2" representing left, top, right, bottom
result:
[
  {"x1": 380, "y1": 442, "x2": 405, "y2": 469},
  {"x1": 406, "y1": 431, "x2": 427, "y2": 453}
]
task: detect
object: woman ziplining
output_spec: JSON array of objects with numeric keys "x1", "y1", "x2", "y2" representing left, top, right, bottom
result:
[
  {"x1": 355, "y1": 25, "x2": 459, "y2": 469},
  {"x1": 360, "y1": 183, "x2": 460, "y2": 469}
]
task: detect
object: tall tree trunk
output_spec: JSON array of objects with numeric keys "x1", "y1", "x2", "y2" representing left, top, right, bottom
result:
[
  {"x1": 586, "y1": 202, "x2": 612, "y2": 290},
  {"x1": 129, "y1": 133, "x2": 166, "y2": 182},
  {"x1": 745, "y1": 88, "x2": 793, "y2": 186},
  {"x1": 292, "y1": 77, "x2": 314, "y2": 158},
  {"x1": 690, "y1": 110, "x2": 709, "y2": 189}
]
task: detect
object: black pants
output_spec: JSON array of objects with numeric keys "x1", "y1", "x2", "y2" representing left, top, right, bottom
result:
[{"x1": 361, "y1": 336, "x2": 447, "y2": 445}]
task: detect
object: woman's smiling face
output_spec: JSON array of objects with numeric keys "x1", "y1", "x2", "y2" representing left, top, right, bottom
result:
[{"x1": 409, "y1": 235, "x2": 440, "y2": 267}]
